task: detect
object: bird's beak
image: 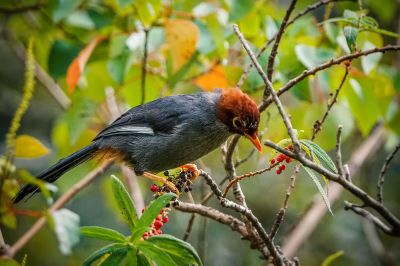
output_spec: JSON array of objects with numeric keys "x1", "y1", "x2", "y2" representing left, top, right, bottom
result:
[{"x1": 244, "y1": 132, "x2": 262, "y2": 152}]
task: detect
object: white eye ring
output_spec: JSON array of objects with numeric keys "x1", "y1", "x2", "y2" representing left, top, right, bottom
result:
[{"x1": 233, "y1": 117, "x2": 246, "y2": 128}]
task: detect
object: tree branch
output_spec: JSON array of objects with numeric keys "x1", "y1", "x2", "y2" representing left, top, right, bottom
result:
[
  {"x1": 9, "y1": 161, "x2": 113, "y2": 257},
  {"x1": 377, "y1": 143, "x2": 400, "y2": 203}
]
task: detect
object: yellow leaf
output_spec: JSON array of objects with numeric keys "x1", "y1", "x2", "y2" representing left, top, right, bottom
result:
[
  {"x1": 15, "y1": 135, "x2": 50, "y2": 158},
  {"x1": 166, "y1": 19, "x2": 199, "y2": 72},
  {"x1": 193, "y1": 65, "x2": 229, "y2": 91}
]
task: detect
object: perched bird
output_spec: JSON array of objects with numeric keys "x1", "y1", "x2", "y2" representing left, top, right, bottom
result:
[{"x1": 14, "y1": 88, "x2": 261, "y2": 203}]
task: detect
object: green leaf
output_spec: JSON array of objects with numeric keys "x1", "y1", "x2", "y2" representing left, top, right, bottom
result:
[
  {"x1": 65, "y1": 96, "x2": 97, "y2": 145},
  {"x1": 110, "y1": 175, "x2": 138, "y2": 231},
  {"x1": 229, "y1": 0, "x2": 253, "y2": 21},
  {"x1": 107, "y1": 48, "x2": 131, "y2": 84},
  {"x1": 132, "y1": 193, "x2": 176, "y2": 242},
  {"x1": 51, "y1": 208, "x2": 81, "y2": 255},
  {"x1": 322, "y1": 250, "x2": 344, "y2": 266},
  {"x1": 137, "y1": 253, "x2": 151, "y2": 266},
  {"x1": 137, "y1": 241, "x2": 177, "y2": 266},
  {"x1": 343, "y1": 26, "x2": 358, "y2": 52},
  {"x1": 48, "y1": 40, "x2": 80, "y2": 79},
  {"x1": 100, "y1": 249, "x2": 128, "y2": 266},
  {"x1": 295, "y1": 45, "x2": 335, "y2": 69},
  {"x1": 0, "y1": 258, "x2": 20, "y2": 266},
  {"x1": 300, "y1": 140, "x2": 337, "y2": 173},
  {"x1": 146, "y1": 235, "x2": 202, "y2": 266},
  {"x1": 83, "y1": 243, "x2": 130, "y2": 266},
  {"x1": 301, "y1": 166, "x2": 333, "y2": 215},
  {"x1": 50, "y1": 0, "x2": 83, "y2": 23},
  {"x1": 361, "y1": 42, "x2": 382, "y2": 74},
  {"x1": 80, "y1": 226, "x2": 126, "y2": 243},
  {"x1": 360, "y1": 16, "x2": 379, "y2": 29}
]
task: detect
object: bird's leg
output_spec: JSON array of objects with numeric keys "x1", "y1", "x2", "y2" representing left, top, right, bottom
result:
[
  {"x1": 180, "y1": 164, "x2": 200, "y2": 181},
  {"x1": 143, "y1": 171, "x2": 180, "y2": 195}
]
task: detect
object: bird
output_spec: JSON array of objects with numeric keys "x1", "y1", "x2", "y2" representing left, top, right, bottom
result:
[{"x1": 13, "y1": 88, "x2": 261, "y2": 203}]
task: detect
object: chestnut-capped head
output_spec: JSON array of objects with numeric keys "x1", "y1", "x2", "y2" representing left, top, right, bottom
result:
[{"x1": 216, "y1": 88, "x2": 262, "y2": 152}]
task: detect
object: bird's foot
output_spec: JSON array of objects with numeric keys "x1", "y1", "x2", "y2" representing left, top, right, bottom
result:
[
  {"x1": 143, "y1": 171, "x2": 180, "y2": 195},
  {"x1": 180, "y1": 164, "x2": 200, "y2": 181}
]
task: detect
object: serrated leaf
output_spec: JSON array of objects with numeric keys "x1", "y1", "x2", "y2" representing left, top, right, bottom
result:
[
  {"x1": 146, "y1": 235, "x2": 202, "y2": 266},
  {"x1": 137, "y1": 241, "x2": 177, "y2": 266},
  {"x1": 52, "y1": 208, "x2": 80, "y2": 255},
  {"x1": 110, "y1": 175, "x2": 138, "y2": 231},
  {"x1": 132, "y1": 193, "x2": 176, "y2": 242},
  {"x1": 302, "y1": 166, "x2": 333, "y2": 215},
  {"x1": 80, "y1": 226, "x2": 126, "y2": 243},
  {"x1": 83, "y1": 243, "x2": 129, "y2": 266},
  {"x1": 343, "y1": 26, "x2": 358, "y2": 52},
  {"x1": 300, "y1": 140, "x2": 337, "y2": 173},
  {"x1": 14, "y1": 135, "x2": 50, "y2": 158}
]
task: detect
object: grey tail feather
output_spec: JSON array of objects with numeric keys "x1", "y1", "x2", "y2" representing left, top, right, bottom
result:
[{"x1": 13, "y1": 143, "x2": 98, "y2": 203}]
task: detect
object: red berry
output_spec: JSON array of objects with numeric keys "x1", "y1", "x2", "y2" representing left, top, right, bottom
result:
[
  {"x1": 277, "y1": 154, "x2": 284, "y2": 162},
  {"x1": 276, "y1": 169, "x2": 281, "y2": 175},
  {"x1": 162, "y1": 216, "x2": 169, "y2": 223},
  {"x1": 160, "y1": 209, "x2": 165, "y2": 214},
  {"x1": 286, "y1": 157, "x2": 291, "y2": 163},
  {"x1": 156, "y1": 214, "x2": 162, "y2": 221},
  {"x1": 150, "y1": 184, "x2": 158, "y2": 192},
  {"x1": 280, "y1": 164, "x2": 286, "y2": 170},
  {"x1": 154, "y1": 220, "x2": 163, "y2": 229},
  {"x1": 270, "y1": 158, "x2": 276, "y2": 164},
  {"x1": 157, "y1": 229, "x2": 162, "y2": 235}
]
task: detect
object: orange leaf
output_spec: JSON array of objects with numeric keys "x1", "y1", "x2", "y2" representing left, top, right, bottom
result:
[
  {"x1": 193, "y1": 65, "x2": 229, "y2": 91},
  {"x1": 66, "y1": 36, "x2": 106, "y2": 94},
  {"x1": 165, "y1": 19, "x2": 199, "y2": 72}
]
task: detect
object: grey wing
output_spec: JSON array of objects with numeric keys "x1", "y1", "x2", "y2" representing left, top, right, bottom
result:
[{"x1": 93, "y1": 96, "x2": 191, "y2": 140}]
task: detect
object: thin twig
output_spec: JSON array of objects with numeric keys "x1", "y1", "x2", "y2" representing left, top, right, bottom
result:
[
  {"x1": 311, "y1": 65, "x2": 350, "y2": 140},
  {"x1": 237, "y1": 0, "x2": 354, "y2": 87},
  {"x1": 377, "y1": 144, "x2": 400, "y2": 203},
  {"x1": 223, "y1": 165, "x2": 277, "y2": 198},
  {"x1": 200, "y1": 171, "x2": 288, "y2": 265},
  {"x1": 174, "y1": 202, "x2": 270, "y2": 259},
  {"x1": 141, "y1": 29, "x2": 149, "y2": 104},
  {"x1": 266, "y1": 0, "x2": 297, "y2": 82},
  {"x1": 260, "y1": 45, "x2": 400, "y2": 111},
  {"x1": 335, "y1": 125, "x2": 344, "y2": 177},
  {"x1": 183, "y1": 214, "x2": 196, "y2": 241},
  {"x1": 270, "y1": 164, "x2": 301, "y2": 239},
  {"x1": 9, "y1": 161, "x2": 113, "y2": 257}
]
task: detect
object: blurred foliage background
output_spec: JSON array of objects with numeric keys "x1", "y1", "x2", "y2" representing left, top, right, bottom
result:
[{"x1": 1, "y1": 0, "x2": 400, "y2": 265}]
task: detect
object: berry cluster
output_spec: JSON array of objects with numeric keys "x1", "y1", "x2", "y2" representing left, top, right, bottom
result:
[
  {"x1": 269, "y1": 145, "x2": 293, "y2": 175},
  {"x1": 142, "y1": 208, "x2": 169, "y2": 240},
  {"x1": 149, "y1": 169, "x2": 195, "y2": 200}
]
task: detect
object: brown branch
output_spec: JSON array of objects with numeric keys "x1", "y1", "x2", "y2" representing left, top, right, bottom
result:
[
  {"x1": 174, "y1": 202, "x2": 270, "y2": 259},
  {"x1": 199, "y1": 171, "x2": 290, "y2": 265},
  {"x1": 183, "y1": 213, "x2": 196, "y2": 241},
  {"x1": 377, "y1": 143, "x2": 400, "y2": 203},
  {"x1": 237, "y1": 0, "x2": 354, "y2": 87},
  {"x1": 279, "y1": 125, "x2": 398, "y2": 257},
  {"x1": 311, "y1": 65, "x2": 350, "y2": 140},
  {"x1": 9, "y1": 161, "x2": 113, "y2": 257},
  {"x1": 0, "y1": 3, "x2": 44, "y2": 14},
  {"x1": 260, "y1": 45, "x2": 400, "y2": 111},
  {"x1": 335, "y1": 125, "x2": 345, "y2": 177},
  {"x1": 266, "y1": 0, "x2": 297, "y2": 82}
]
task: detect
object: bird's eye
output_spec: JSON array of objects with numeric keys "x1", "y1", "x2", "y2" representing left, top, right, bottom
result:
[{"x1": 233, "y1": 117, "x2": 246, "y2": 128}]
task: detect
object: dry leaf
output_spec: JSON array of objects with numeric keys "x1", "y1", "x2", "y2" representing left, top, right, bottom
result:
[
  {"x1": 15, "y1": 134, "x2": 50, "y2": 158},
  {"x1": 193, "y1": 65, "x2": 229, "y2": 91},
  {"x1": 166, "y1": 19, "x2": 199, "y2": 72},
  {"x1": 66, "y1": 36, "x2": 106, "y2": 94}
]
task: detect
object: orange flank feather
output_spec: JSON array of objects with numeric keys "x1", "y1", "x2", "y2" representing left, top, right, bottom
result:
[{"x1": 95, "y1": 147, "x2": 127, "y2": 164}]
